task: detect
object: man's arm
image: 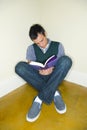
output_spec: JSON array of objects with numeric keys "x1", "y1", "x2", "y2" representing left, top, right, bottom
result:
[
  {"x1": 26, "y1": 44, "x2": 36, "y2": 62},
  {"x1": 57, "y1": 43, "x2": 65, "y2": 59}
]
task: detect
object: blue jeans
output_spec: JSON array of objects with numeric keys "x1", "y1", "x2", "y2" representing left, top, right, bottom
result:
[{"x1": 15, "y1": 56, "x2": 72, "y2": 104}]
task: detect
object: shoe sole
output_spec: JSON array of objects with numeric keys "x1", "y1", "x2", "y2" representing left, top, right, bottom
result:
[
  {"x1": 55, "y1": 104, "x2": 67, "y2": 114},
  {"x1": 26, "y1": 111, "x2": 41, "y2": 122}
]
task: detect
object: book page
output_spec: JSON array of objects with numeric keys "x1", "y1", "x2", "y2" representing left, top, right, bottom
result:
[
  {"x1": 29, "y1": 61, "x2": 45, "y2": 68},
  {"x1": 44, "y1": 55, "x2": 57, "y2": 65}
]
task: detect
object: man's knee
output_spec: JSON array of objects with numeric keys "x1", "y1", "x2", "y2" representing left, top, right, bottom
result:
[
  {"x1": 63, "y1": 56, "x2": 72, "y2": 66},
  {"x1": 15, "y1": 61, "x2": 26, "y2": 74},
  {"x1": 56, "y1": 55, "x2": 72, "y2": 69}
]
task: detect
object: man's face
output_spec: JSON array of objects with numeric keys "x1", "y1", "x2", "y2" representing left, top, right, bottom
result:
[{"x1": 33, "y1": 33, "x2": 48, "y2": 48}]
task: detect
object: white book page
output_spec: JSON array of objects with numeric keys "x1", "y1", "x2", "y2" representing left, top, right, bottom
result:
[
  {"x1": 44, "y1": 55, "x2": 55, "y2": 65},
  {"x1": 29, "y1": 61, "x2": 45, "y2": 68}
]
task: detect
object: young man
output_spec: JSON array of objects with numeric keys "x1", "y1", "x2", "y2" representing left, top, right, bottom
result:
[{"x1": 15, "y1": 24, "x2": 72, "y2": 122}]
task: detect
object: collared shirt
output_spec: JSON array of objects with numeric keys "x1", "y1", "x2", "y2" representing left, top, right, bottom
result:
[
  {"x1": 39, "y1": 39, "x2": 51, "y2": 53},
  {"x1": 26, "y1": 39, "x2": 65, "y2": 61}
]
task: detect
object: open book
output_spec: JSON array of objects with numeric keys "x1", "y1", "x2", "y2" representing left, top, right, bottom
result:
[{"x1": 29, "y1": 55, "x2": 57, "y2": 70}]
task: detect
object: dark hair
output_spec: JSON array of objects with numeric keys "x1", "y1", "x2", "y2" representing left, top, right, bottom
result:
[{"x1": 29, "y1": 24, "x2": 46, "y2": 40}]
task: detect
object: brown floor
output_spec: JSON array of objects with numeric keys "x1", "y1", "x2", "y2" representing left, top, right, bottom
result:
[{"x1": 0, "y1": 81, "x2": 87, "y2": 130}]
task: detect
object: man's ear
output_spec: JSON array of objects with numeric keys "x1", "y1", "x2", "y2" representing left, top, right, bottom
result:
[{"x1": 45, "y1": 31, "x2": 47, "y2": 37}]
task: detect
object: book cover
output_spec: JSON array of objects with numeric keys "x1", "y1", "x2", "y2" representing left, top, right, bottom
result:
[{"x1": 29, "y1": 55, "x2": 57, "y2": 70}]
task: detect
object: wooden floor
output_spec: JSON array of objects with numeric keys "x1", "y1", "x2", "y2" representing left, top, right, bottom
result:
[{"x1": 0, "y1": 81, "x2": 87, "y2": 130}]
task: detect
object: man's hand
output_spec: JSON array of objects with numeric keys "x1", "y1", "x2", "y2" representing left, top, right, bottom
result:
[{"x1": 39, "y1": 67, "x2": 54, "y2": 75}]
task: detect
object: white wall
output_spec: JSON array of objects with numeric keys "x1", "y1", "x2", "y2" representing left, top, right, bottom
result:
[
  {"x1": 40, "y1": 0, "x2": 87, "y2": 73},
  {"x1": 0, "y1": 0, "x2": 41, "y2": 81},
  {"x1": 0, "y1": 0, "x2": 87, "y2": 97}
]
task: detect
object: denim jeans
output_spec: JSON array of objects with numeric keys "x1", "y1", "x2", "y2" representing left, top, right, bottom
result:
[{"x1": 15, "y1": 56, "x2": 72, "y2": 104}]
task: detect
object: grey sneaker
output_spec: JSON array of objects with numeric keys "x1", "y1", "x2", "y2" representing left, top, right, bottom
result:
[
  {"x1": 54, "y1": 92, "x2": 66, "y2": 114},
  {"x1": 26, "y1": 101, "x2": 42, "y2": 122}
]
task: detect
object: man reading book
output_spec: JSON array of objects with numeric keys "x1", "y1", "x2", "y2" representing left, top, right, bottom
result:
[{"x1": 15, "y1": 24, "x2": 72, "y2": 122}]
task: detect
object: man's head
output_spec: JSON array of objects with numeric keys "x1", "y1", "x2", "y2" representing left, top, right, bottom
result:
[
  {"x1": 29, "y1": 24, "x2": 48, "y2": 48},
  {"x1": 29, "y1": 24, "x2": 46, "y2": 40}
]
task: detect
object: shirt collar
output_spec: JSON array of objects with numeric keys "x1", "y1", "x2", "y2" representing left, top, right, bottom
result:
[{"x1": 39, "y1": 39, "x2": 51, "y2": 53}]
